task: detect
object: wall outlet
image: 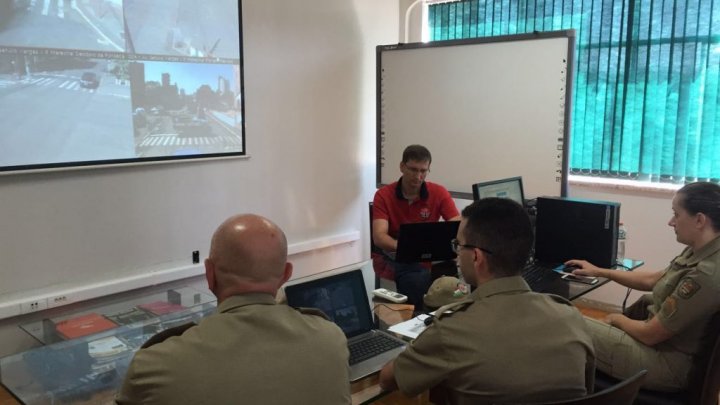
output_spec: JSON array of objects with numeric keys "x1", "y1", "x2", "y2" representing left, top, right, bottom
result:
[
  {"x1": 192, "y1": 250, "x2": 200, "y2": 264},
  {"x1": 48, "y1": 295, "x2": 71, "y2": 308},
  {"x1": 20, "y1": 299, "x2": 48, "y2": 314}
]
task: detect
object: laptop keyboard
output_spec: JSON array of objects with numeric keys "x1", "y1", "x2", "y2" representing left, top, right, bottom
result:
[
  {"x1": 348, "y1": 334, "x2": 404, "y2": 365},
  {"x1": 522, "y1": 263, "x2": 551, "y2": 290}
]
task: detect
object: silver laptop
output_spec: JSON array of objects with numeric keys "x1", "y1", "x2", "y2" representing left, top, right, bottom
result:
[{"x1": 284, "y1": 269, "x2": 407, "y2": 381}]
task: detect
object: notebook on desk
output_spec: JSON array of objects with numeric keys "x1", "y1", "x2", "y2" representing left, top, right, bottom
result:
[
  {"x1": 284, "y1": 269, "x2": 407, "y2": 382},
  {"x1": 395, "y1": 221, "x2": 459, "y2": 263}
]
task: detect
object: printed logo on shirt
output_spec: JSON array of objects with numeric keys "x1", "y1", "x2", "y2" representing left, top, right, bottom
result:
[
  {"x1": 661, "y1": 296, "x2": 677, "y2": 318},
  {"x1": 677, "y1": 278, "x2": 701, "y2": 299},
  {"x1": 419, "y1": 207, "x2": 431, "y2": 220}
]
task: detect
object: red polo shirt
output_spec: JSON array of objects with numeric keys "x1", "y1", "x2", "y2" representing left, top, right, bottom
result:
[{"x1": 373, "y1": 179, "x2": 459, "y2": 240}]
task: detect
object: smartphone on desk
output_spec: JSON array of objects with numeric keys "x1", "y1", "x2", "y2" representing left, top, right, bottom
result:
[
  {"x1": 559, "y1": 272, "x2": 598, "y2": 285},
  {"x1": 552, "y1": 265, "x2": 599, "y2": 285}
]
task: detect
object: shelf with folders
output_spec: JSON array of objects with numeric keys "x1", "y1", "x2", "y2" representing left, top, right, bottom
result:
[{"x1": 19, "y1": 286, "x2": 215, "y2": 345}]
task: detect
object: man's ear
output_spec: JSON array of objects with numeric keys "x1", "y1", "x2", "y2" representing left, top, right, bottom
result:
[
  {"x1": 205, "y1": 258, "x2": 217, "y2": 294},
  {"x1": 473, "y1": 248, "x2": 489, "y2": 272},
  {"x1": 280, "y1": 262, "x2": 293, "y2": 286}
]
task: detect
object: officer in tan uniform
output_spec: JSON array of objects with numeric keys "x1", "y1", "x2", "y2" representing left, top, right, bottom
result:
[
  {"x1": 568, "y1": 181, "x2": 720, "y2": 392},
  {"x1": 116, "y1": 214, "x2": 350, "y2": 405},
  {"x1": 379, "y1": 198, "x2": 595, "y2": 404}
]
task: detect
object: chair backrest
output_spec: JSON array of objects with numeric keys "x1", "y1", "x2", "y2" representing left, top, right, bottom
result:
[
  {"x1": 369, "y1": 202, "x2": 394, "y2": 284},
  {"x1": 369, "y1": 202, "x2": 382, "y2": 255},
  {"x1": 541, "y1": 369, "x2": 647, "y2": 405},
  {"x1": 696, "y1": 312, "x2": 720, "y2": 405}
]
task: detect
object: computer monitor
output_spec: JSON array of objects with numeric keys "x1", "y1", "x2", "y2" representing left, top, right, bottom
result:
[{"x1": 472, "y1": 176, "x2": 525, "y2": 206}]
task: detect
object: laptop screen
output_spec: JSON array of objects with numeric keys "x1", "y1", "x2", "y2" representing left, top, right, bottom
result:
[
  {"x1": 395, "y1": 221, "x2": 460, "y2": 263},
  {"x1": 472, "y1": 176, "x2": 525, "y2": 206},
  {"x1": 284, "y1": 270, "x2": 373, "y2": 338}
]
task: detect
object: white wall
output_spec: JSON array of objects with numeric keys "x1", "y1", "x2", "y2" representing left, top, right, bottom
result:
[{"x1": 0, "y1": 0, "x2": 399, "y2": 319}]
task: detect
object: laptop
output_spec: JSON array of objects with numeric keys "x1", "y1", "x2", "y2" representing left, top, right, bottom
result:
[
  {"x1": 284, "y1": 269, "x2": 407, "y2": 381},
  {"x1": 395, "y1": 221, "x2": 460, "y2": 263}
]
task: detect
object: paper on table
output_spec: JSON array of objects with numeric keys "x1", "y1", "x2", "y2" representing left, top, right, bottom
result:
[{"x1": 388, "y1": 314, "x2": 432, "y2": 340}]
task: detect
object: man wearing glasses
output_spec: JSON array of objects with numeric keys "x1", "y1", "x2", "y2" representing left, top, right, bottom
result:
[
  {"x1": 372, "y1": 144, "x2": 460, "y2": 308},
  {"x1": 379, "y1": 198, "x2": 595, "y2": 404}
]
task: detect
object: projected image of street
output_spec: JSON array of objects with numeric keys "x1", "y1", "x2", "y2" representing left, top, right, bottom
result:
[
  {"x1": 0, "y1": 0, "x2": 126, "y2": 52},
  {"x1": 130, "y1": 61, "x2": 243, "y2": 157},
  {"x1": 123, "y1": 0, "x2": 240, "y2": 59},
  {"x1": 0, "y1": 53, "x2": 133, "y2": 167}
]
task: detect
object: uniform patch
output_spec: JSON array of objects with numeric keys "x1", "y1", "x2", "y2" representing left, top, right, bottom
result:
[
  {"x1": 661, "y1": 296, "x2": 677, "y2": 318},
  {"x1": 419, "y1": 207, "x2": 430, "y2": 219},
  {"x1": 677, "y1": 278, "x2": 701, "y2": 299}
]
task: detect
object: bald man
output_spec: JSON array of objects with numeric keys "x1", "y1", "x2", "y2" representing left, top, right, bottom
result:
[{"x1": 116, "y1": 214, "x2": 350, "y2": 404}]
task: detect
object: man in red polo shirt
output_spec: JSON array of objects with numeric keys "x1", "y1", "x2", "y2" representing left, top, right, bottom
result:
[{"x1": 373, "y1": 144, "x2": 460, "y2": 308}]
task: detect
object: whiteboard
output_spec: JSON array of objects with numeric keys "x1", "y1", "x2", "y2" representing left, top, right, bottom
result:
[{"x1": 377, "y1": 31, "x2": 575, "y2": 199}]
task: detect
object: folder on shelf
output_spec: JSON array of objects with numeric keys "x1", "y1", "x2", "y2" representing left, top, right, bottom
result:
[
  {"x1": 55, "y1": 313, "x2": 118, "y2": 340},
  {"x1": 106, "y1": 307, "x2": 154, "y2": 325},
  {"x1": 138, "y1": 301, "x2": 187, "y2": 315}
]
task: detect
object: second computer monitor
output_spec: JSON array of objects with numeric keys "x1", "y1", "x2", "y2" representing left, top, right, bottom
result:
[{"x1": 472, "y1": 176, "x2": 525, "y2": 206}]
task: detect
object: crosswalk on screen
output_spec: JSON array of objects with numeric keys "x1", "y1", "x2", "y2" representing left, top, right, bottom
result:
[{"x1": 0, "y1": 0, "x2": 245, "y2": 173}]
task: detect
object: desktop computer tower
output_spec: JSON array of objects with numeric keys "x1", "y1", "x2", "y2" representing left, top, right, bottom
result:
[{"x1": 535, "y1": 197, "x2": 620, "y2": 268}]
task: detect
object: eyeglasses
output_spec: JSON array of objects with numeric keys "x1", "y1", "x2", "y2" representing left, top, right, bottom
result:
[
  {"x1": 450, "y1": 238, "x2": 493, "y2": 255},
  {"x1": 402, "y1": 164, "x2": 430, "y2": 176}
]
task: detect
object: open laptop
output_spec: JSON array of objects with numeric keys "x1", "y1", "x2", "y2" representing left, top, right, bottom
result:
[
  {"x1": 395, "y1": 221, "x2": 460, "y2": 263},
  {"x1": 284, "y1": 269, "x2": 407, "y2": 381}
]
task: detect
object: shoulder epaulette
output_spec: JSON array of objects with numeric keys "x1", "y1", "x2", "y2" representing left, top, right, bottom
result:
[
  {"x1": 140, "y1": 322, "x2": 196, "y2": 349},
  {"x1": 435, "y1": 298, "x2": 474, "y2": 319},
  {"x1": 547, "y1": 294, "x2": 573, "y2": 307},
  {"x1": 294, "y1": 306, "x2": 330, "y2": 321}
]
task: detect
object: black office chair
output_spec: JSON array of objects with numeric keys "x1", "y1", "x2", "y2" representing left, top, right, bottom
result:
[
  {"x1": 594, "y1": 311, "x2": 720, "y2": 405},
  {"x1": 538, "y1": 369, "x2": 647, "y2": 405},
  {"x1": 369, "y1": 202, "x2": 395, "y2": 290}
]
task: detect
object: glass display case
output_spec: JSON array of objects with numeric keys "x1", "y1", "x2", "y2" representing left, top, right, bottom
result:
[
  {"x1": 19, "y1": 286, "x2": 215, "y2": 345},
  {"x1": 1, "y1": 287, "x2": 216, "y2": 405}
]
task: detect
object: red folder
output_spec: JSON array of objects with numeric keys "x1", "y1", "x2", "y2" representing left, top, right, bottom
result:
[
  {"x1": 55, "y1": 313, "x2": 118, "y2": 339},
  {"x1": 138, "y1": 301, "x2": 186, "y2": 315}
]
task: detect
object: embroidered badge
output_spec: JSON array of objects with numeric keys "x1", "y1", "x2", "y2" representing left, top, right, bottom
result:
[
  {"x1": 661, "y1": 296, "x2": 677, "y2": 318},
  {"x1": 677, "y1": 278, "x2": 701, "y2": 299},
  {"x1": 419, "y1": 207, "x2": 431, "y2": 219},
  {"x1": 453, "y1": 283, "x2": 469, "y2": 297}
]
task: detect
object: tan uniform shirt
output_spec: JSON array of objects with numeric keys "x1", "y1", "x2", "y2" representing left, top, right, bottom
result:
[
  {"x1": 651, "y1": 234, "x2": 720, "y2": 355},
  {"x1": 394, "y1": 276, "x2": 595, "y2": 405},
  {"x1": 116, "y1": 293, "x2": 350, "y2": 405}
]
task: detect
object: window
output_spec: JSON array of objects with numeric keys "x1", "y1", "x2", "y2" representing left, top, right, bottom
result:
[{"x1": 428, "y1": 0, "x2": 720, "y2": 184}]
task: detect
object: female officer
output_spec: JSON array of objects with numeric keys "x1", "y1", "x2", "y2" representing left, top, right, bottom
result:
[{"x1": 567, "y1": 181, "x2": 720, "y2": 392}]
